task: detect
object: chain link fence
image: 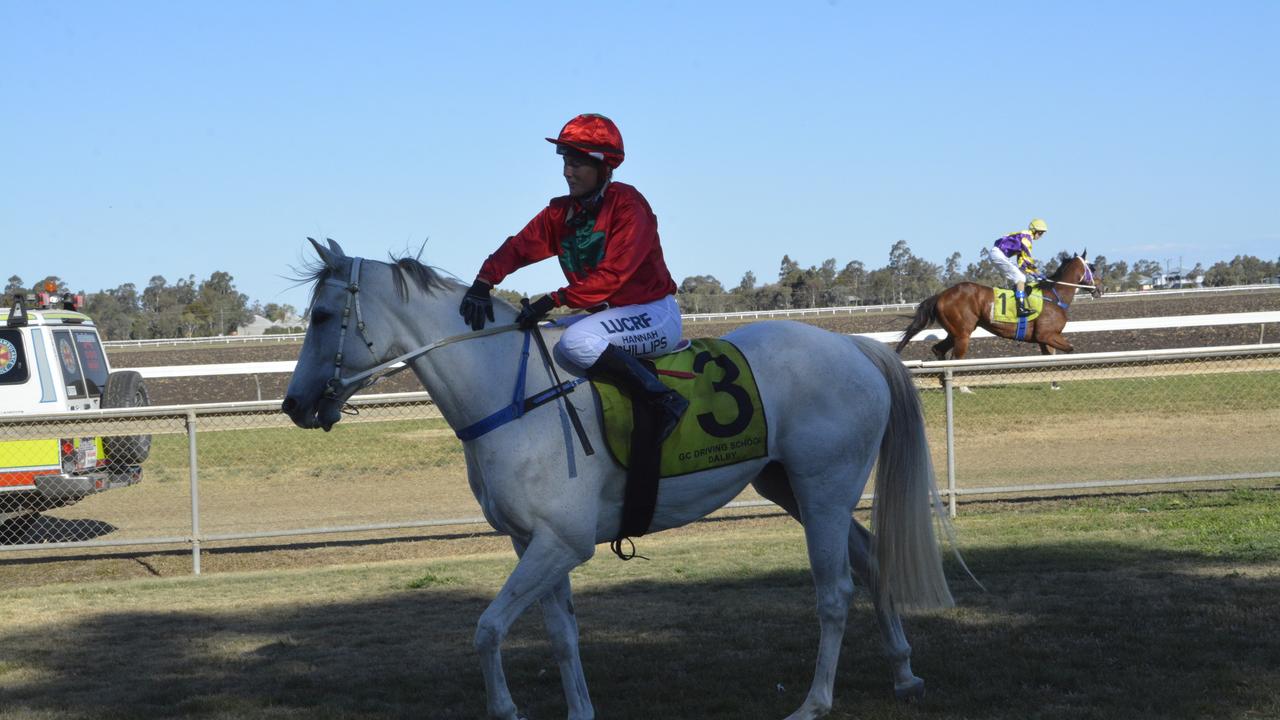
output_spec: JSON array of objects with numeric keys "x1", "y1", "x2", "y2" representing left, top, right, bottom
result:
[{"x1": 2, "y1": 345, "x2": 1278, "y2": 569}]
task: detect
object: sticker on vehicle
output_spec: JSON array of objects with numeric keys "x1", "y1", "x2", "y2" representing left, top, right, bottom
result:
[
  {"x1": 58, "y1": 335, "x2": 78, "y2": 375},
  {"x1": 0, "y1": 338, "x2": 16, "y2": 375}
]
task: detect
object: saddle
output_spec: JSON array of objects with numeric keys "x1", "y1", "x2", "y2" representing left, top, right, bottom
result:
[
  {"x1": 593, "y1": 338, "x2": 768, "y2": 476},
  {"x1": 991, "y1": 287, "x2": 1046, "y2": 323},
  {"x1": 592, "y1": 338, "x2": 769, "y2": 544}
]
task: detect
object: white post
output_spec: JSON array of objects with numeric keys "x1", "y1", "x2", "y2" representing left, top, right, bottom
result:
[
  {"x1": 943, "y1": 369, "x2": 957, "y2": 519},
  {"x1": 187, "y1": 410, "x2": 201, "y2": 575}
]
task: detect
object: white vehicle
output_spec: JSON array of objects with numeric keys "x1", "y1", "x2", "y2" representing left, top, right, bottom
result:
[{"x1": 1, "y1": 287, "x2": 150, "y2": 525}]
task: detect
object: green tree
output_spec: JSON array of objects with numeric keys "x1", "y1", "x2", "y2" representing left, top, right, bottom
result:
[
  {"x1": 678, "y1": 274, "x2": 727, "y2": 313},
  {"x1": 731, "y1": 271, "x2": 757, "y2": 310},
  {"x1": 1126, "y1": 259, "x2": 1163, "y2": 289},
  {"x1": 836, "y1": 261, "x2": 866, "y2": 302},
  {"x1": 4, "y1": 275, "x2": 24, "y2": 298},
  {"x1": 964, "y1": 249, "x2": 1005, "y2": 287},
  {"x1": 196, "y1": 271, "x2": 253, "y2": 335},
  {"x1": 942, "y1": 252, "x2": 963, "y2": 286},
  {"x1": 83, "y1": 283, "x2": 141, "y2": 340},
  {"x1": 1204, "y1": 255, "x2": 1278, "y2": 286}
]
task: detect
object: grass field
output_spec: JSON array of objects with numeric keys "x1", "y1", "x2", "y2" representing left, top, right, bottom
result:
[{"x1": 1, "y1": 489, "x2": 1278, "y2": 719}]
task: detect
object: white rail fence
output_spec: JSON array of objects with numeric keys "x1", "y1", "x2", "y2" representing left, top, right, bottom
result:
[
  {"x1": 126, "y1": 311, "x2": 1280, "y2": 380},
  {"x1": 3, "y1": 343, "x2": 1277, "y2": 573},
  {"x1": 101, "y1": 283, "x2": 1280, "y2": 347}
]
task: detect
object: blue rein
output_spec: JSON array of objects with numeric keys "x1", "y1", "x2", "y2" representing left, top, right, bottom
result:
[{"x1": 455, "y1": 329, "x2": 588, "y2": 442}]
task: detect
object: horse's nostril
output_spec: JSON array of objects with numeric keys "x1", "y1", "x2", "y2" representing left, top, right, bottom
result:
[{"x1": 281, "y1": 397, "x2": 297, "y2": 413}]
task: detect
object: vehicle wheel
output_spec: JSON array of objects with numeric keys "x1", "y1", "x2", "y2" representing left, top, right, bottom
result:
[{"x1": 102, "y1": 370, "x2": 152, "y2": 465}]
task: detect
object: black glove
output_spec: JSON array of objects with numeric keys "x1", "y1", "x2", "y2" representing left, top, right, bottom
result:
[
  {"x1": 459, "y1": 280, "x2": 494, "y2": 331},
  {"x1": 516, "y1": 295, "x2": 556, "y2": 330}
]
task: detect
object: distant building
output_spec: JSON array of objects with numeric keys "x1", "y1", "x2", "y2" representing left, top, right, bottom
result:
[
  {"x1": 1149, "y1": 270, "x2": 1204, "y2": 290},
  {"x1": 236, "y1": 313, "x2": 305, "y2": 336}
]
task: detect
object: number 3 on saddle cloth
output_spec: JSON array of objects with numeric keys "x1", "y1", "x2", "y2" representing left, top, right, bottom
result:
[
  {"x1": 593, "y1": 339, "x2": 769, "y2": 544},
  {"x1": 991, "y1": 287, "x2": 1047, "y2": 340}
]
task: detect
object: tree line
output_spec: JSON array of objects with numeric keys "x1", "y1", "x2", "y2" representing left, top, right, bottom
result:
[
  {"x1": 3, "y1": 272, "x2": 299, "y2": 341},
  {"x1": 676, "y1": 241, "x2": 1280, "y2": 314},
  {"x1": 6, "y1": 244, "x2": 1277, "y2": 339}
]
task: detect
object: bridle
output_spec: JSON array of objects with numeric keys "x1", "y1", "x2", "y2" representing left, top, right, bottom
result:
[
  {"x1": 318, "y1": 257, "x2": 380, "y2": 401},
  {"x1": 315, "y1": 256, "x2": 517, "y2": 401},
  {"x1": 312, "y1": 255, "x2": 592, "y2": 453},
  {"x1": 1042, "y1": 257, "x2": 1099, "y2": 293}
]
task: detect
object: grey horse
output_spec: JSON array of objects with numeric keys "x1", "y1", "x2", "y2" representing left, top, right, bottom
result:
[{"x1": 283, "y1": 239, "x2": 957, "y2": 720}]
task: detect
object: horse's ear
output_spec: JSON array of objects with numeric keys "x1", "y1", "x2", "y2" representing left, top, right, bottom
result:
[
  {"x1": 325, "y1": 237, "x2": 347, "y2": 257},
  {"x1": 308, "y1": 237, "x2": 341, "y2": 270},
  {"x1": 1081, "y1": 249, "x2": 1088, "y2": 261}
]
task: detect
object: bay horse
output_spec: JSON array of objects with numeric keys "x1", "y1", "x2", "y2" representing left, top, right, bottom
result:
[
  {"x1": 895, "y1": 252, "x2": 1101, "y2": 361},
  {"x1": 283, "y1": 239, "x2": 959, "y2": 720}
]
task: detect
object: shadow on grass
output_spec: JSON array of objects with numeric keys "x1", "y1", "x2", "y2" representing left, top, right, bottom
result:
[
  {"x1": 1, "y1": 541, "x2": 1278, "y2": 720},
  {"x1": 0, "y1": 514, "x2": 116, "y2": 545}
]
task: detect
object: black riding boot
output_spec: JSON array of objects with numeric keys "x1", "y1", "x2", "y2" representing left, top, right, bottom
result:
[
  {"x1": 589, "y1": 345, "x2": 689, "y2": 444},
  {"x1": 1015, "y1": 291, "x2": 1032, "y2": 317}
]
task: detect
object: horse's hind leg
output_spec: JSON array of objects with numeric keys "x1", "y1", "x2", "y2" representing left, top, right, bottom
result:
[
  {"x1": 753, "y1": 465, "x2": 920, "y2": 705},
  {"x1": 849, "y1": 520, "x2": 923, "y2": 699},
  {"x1": 785, "y1": 497, "x2": 855, "y2": 720},
  {"x1": 930, "y1": 337, "x2": 953, "y2": 361},
  {"x1": 476, "y1": 531, "x2": 594, "y2": 720}
]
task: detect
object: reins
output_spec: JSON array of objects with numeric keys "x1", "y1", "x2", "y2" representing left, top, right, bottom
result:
[
  {"x1": 1038, "y1": 257, "x2": 1098, "y2": 291},
  {"x1": 319, "y1": 257, "x2": 593, "y2": 454}
]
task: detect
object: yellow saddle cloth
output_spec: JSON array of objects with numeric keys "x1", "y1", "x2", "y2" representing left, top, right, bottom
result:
[
  {"x1": 594, "y1": 338, "x2": 768, "y2": 478},
  {"x1": 991, "y1": 287, "x2": 1046, "y2": 323}
]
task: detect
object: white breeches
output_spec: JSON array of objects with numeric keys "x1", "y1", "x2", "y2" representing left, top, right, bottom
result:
[
  {"x1": 990, "y1": 250, "x2": 1027, "y2": 286},
  {"x1": 557, "y1": 294, "x2": 683, "y2": 369}
]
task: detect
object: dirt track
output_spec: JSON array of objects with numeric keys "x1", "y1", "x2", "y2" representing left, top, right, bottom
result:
[{"x1": 109, "y1": 288, "x2": 1280, "y2": 405}]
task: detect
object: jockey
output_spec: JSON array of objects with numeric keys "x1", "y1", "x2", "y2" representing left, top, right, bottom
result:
[
  {"x1": 990, "y1": 218, "x2": 1047, "y2": 317},
  {"x1": 458, "y1": 113, "x2": 689, "y2": 445}
]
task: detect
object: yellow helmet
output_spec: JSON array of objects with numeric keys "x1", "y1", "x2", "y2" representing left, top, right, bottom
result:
[{"x1": 1029, "y1": 218, "x2": 1048, "y2": 233}]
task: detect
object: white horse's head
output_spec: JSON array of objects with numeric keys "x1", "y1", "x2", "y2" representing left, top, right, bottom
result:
[{"x1": 281, "y1": 238, "x2": 465, "y2": 430}]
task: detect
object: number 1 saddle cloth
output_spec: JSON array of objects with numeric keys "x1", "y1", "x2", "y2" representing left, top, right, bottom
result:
[
  {"x1": 991, "y1": 286, "x2": 1046, "y2": 323},
  {"x1": 593, "y1": 338, "x2": 769, "y2": 478}
]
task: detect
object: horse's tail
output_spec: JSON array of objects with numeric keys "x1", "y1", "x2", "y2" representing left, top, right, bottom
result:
[
  {"x1": 893, "y1": 293, "x2": 941, "y2": 354},
  {"x1": 850, "y1": 335, "x2": 957, "y2": 611}
]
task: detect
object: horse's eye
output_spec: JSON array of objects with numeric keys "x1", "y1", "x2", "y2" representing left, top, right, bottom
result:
[{"x1": 311, "y1": 308, "x2": 332, "y2": 324}]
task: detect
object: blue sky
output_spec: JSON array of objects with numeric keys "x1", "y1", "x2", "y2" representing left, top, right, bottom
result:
[{"x1": 3, "y1": 1, "x2": 1276, "y2": 313}]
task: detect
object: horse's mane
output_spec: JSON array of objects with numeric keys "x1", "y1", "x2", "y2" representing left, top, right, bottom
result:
[
  {"x1": 1048, "y1": 253, "x2": 1092, "y2": 281},
  {"x1": 295, "y1": 251, "x2": 467, "y2": 306}
]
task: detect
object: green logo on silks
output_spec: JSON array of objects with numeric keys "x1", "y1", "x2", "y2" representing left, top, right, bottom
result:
[{"x1": 594, "y1": 339, "x2": 769, "y2": 477}]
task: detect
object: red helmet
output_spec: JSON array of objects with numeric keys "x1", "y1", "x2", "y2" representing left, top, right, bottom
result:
[{"x1": 546, "y1": 114, "x2": 625, "y2": 168}]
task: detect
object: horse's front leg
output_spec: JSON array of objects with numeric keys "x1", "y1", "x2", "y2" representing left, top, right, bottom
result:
[
  {"x1": 477, "y1": 530, "x2": 594, "y2": 719},
  {"x1": 534, "y1": 555, "x2": 594, "y2": 719}
]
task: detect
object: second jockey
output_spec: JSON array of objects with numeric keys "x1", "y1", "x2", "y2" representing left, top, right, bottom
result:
[{"x1": 991, "y1": 218, "x2": 1047, "y2": 317}]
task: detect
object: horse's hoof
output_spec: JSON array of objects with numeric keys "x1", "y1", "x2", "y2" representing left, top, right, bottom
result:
[{"x1": 894, "y1": 677, "x2": 925, "y2": 702}]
